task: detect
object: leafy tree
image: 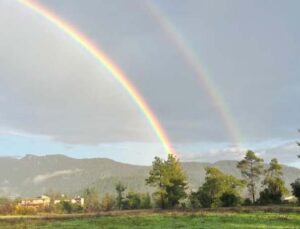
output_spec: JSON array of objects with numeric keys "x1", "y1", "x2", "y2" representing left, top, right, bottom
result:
[
  {"x1": 237, "y1": 150, "x2": 264, "y2": 203},
  {"x1": 115, "y1": 181, "x2": 126, "y2": 210},
  {"x1": 101, "y1": 193, "x2": 115, "y2": 211},
  {"x1": 195, "y1": 167, "x2": 244, "y2": 208},
  {"x1": 124, "y1": 192, "x2": 141, "y2": 209},
  {"x1": 140, "y1": 193, "x2": 152, "y2": 209},
  {"x1": 146, "y1": 155, "x2": 187, "y2": 208},
  {"x1": 291, "y1": 179, "x2": 300, "y2": 204},
  {"x1": 83, "y1": 187, "x2": 99, "y2": 212},
  {"x1": 259, "y1": 158, "x2": 288, "y2": 204}
]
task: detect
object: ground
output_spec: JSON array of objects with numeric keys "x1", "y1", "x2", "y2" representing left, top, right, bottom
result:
[{"x1": 1, "y1": 210, "x2": 300, "y2": 229}]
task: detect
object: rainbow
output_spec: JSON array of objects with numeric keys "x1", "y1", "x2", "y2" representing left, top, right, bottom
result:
[
  {"x1": 145, "y1": 2, "x2": 242, "y2": 145},
  {"x1": 18, "y1": 0, "x2": 175, "y2": 156}
]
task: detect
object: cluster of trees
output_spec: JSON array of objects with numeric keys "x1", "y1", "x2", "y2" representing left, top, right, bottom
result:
[
  {"x1": 146, "y1": 150, "x2": 300, "y2": 209},
  {"x1": 78, "y1": 187, "x2": 152, "y2": 213}
]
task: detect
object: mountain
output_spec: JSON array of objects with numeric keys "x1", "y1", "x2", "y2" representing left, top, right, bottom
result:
[{"x1": 0, "y1": 155, "x2": 299, "y2": 198}]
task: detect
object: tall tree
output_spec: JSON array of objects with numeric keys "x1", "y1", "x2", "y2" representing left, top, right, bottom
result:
[
  {"x1": 146, "y1": 155, "x2": 187, "y2": 208},
  {"x1": 259, "y1": 158, "x2": 288, "y2": 204},
  {"x1": 115, "y1": 181, "x2": 126, "y2": 210},
  {"x1": 237, "y1": 150, "x2": 264, "y2": 203},
  {"x1": 145, "y1": 156, "x2": 167, "y2": 208}
]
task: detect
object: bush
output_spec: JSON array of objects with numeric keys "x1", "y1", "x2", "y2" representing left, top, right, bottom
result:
[
  {"x1": 0, "y1": 198, "x2": 14, "y2": 215},
  {"x1": 242, "y1": 198, "x2": 252, "y2": 206},
  {"x1": 220, "y1": 192, "x2": 241, "y2": 207},
  {"x1": 15, "y1": 205, "x2": 37, "y2": 215},
  {"x1": 291, "y1": 179, "x2": 300, "y2": 204},
  {"x1": 258, "y1": 188, "x2": 282, "y2": 205},
  {"x1": 101, "y1": 193, "x2": 115, "y2": 211}
]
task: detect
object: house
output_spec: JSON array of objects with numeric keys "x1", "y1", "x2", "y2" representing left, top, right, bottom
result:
[
  {"x1": 19, "y1": 195, "x2": 50, "y2": 208},
  {"x1": 54, "y1": 196, "x2": 84, "y2": 207}
]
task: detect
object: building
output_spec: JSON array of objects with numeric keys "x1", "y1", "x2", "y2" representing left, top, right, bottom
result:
[
  {"x1": 19, "y1": 195, "x2": 50, "y2": 208},
  {"x1": 54, "y1": 196, "x2": 84, "y2": 207}
]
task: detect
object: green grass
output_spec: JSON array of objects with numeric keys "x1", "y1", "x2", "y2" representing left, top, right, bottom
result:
[{"x1": 0, "y1": 212, "x2": 300, "y2": 229}]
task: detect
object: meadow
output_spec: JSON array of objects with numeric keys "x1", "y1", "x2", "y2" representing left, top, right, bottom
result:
[{"x1": 1, "y1": 211, "x2": 300, "y2": 229}]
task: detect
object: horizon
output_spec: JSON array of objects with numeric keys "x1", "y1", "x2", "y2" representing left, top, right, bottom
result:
[{"x1": 0, "y1": 0, "x2": 299, "y2": 167}]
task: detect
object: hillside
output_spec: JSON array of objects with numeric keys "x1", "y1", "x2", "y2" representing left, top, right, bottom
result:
[{"x1": 0, "y1": 155, "x2": 299, "y2": 198}]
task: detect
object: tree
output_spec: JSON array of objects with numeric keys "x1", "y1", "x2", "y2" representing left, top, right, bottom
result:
[
  {"x1": 220, "y1": 192, "x2": 241, "y2": 207},
  {"x1": 101, "y1": 193, "x2": 115, "y2": 211},
  {"x1": 83, "y1": 187, "x2": 99, "y2": 212},
  {"x1": 237, "y1": 150, "x2": 264, "y2": 203},
  {"x1": 146, "y1": 156, "x2": 167, "y2": 208},
  {"x1": 146, "y1": 155, "x2": 187, "y2": 208},
  {"x1": 195, "y1": 167, "x2": 245, "y2": 208},
  {"x1": 259, "y1": 158, "x2": 288, "y2": 204},
  {"x1": 291, "y1": 179, "x2": 300, "y2": 205},
  {"x1": 115, "y1": 181, "x2": 126, "y2": 210},
  {"x1": 140, "y1": 193, "x2": 152, "y2": 209},
  {"x1": 124, "y1": 192, "x2": 141, "y2": 209}
]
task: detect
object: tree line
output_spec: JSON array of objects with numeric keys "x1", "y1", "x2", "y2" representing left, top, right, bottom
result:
[{"x1": 1, "y1": 148, "x2": 300, "y2": 214}]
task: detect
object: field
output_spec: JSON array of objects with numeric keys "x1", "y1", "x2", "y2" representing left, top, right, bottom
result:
[{"x1": 1, "y1": 211, "x2": 300, "y2": 229}]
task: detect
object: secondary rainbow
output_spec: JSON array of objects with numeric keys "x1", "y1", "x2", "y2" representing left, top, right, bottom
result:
[
  {"x1": 145, "y1": 2, "x2": 242, "y2": 145},
  {"x1": 18, "y1": 0, "x2": 175, "y2": 156}
]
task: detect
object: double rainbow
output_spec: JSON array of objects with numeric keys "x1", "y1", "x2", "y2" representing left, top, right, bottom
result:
[{"x1": 18, "y1": 0, "x2": 175, "y2": 156}]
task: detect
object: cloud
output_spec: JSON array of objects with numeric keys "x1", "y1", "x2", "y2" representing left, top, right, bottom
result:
[
  {"x1": 0, "y1": 0, "x2": 299, "y2": 147},
  {"x1": 0, "y1": 2, "x2": 156, "y2": 145},
  {"x1": 33, "y1": 169, "x2": 82, "y2": 184},
  {"x1": 180, "y1": 141, "x2": 300, "y2": 166},
  {"x1": 180, "y1": 146, "x2": 248, "y2": 162}
]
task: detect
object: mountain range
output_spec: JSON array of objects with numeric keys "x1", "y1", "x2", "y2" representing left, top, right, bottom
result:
[{"x1": 0, "y1": 154, "x2": 299, "y2": 198}]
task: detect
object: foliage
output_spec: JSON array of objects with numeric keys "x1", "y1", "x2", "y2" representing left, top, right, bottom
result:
[
  {"x1": 220, "y1": 192, "x2": 241, "y2": 207},
  {"x1": 115, "y1": 181, "x2": 126, "y2": 210},
  {"x1": 82, "y1": 187, "x2": 100, "y2": 212},
  {"x1": 258, "y1": 158, "x2": 288, "y2": 204},
  {"x1": 101, "y1": 193, "x2": 115, "y2": 211},
  {"x1": 195, "y1": 167, "x2": 245, "y2": 208},
  {"x1": 291, "y1": 178, "x2": 300, "y2": 204},
  {"x1": 15, "y1": 205, "x2": 37, "y2": 215},
  {"x1": 237, "y1": 150, "x2": 264, "y2": 203},
  {"x1": 140, "y1": 193, "x2": 152, "y2": 209},
  {"x1": 0, "y1": 197, "x2": 14, "y2": 215},
  {"x1": 146, "y1": 155, "x2": 188, "y2": 209}
]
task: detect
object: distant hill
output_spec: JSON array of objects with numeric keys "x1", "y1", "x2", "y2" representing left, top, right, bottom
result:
[{"x1": 0, "y1": 154, "x2": 299, "y2": 198}]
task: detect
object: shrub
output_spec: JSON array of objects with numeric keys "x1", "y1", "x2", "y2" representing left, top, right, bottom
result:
[
  {"x1": 291, "y1": 179, "x2": 300, "y2": 204},
  {"x1": 15, "y1": 205, "x2": 37, "y2": 215},
  {"x1": 220, "y1": 192, "x2": 241, "y2": 207}
]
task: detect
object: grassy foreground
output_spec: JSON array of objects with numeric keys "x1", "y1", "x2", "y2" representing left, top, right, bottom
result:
[{"x1": 1, "y1": 212, "x2": 300, "y2": 229}]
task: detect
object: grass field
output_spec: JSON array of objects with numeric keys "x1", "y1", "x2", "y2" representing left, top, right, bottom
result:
[{"x1": 0, "y1": 212, "x2": 300, "y2": 229}]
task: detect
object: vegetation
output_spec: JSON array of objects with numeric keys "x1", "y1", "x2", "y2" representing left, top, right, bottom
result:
[
  {"x1": 83, "y1": 187, "x2": 100, "y2": 212},
  {"x1": 192, "y1": 167, "x2": 245, "y2": 208},
  {"x1": 258, "y1": 158, "x2": 288, "y2": 204},
  {"x1": 237, "y1": 150, "x2": 264, "y2": 203},
  {"x1": 115, "y1": 182, "x2": 127, "y2": 210},
  {"x1": 1, "y1": 212, "x2": 300, "y2": 228},
  {"x1": 291, "y1": 179, "x2": 300, "y2": 204},
  {"x1": 146, "y1": 154, "x2": 187, "y2": 209},
  {"x1": 0, "y1": 151, "x2": 296, "y2": 217}
]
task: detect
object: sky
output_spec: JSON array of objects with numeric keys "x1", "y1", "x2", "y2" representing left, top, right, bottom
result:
[{"x1": 0, "y1": 0, "x2": 299, "y2": 166}]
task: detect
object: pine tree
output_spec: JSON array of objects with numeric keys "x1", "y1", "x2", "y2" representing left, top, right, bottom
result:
[{"x1": 237, "y1": 150, "x2": 264, "y2": 203}]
